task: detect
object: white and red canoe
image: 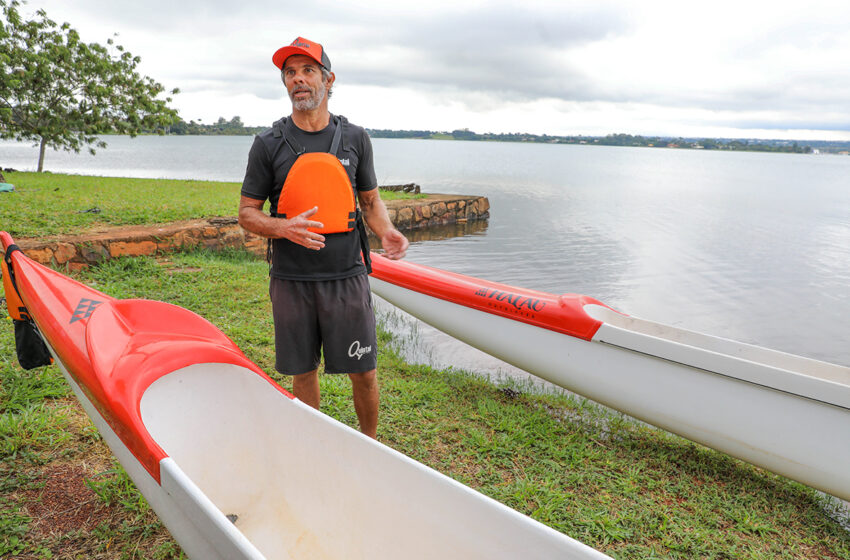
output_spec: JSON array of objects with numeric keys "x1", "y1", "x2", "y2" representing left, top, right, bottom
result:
[
  {"x1": 0, "y1": 232, "x2": 609, "y2": 560},
  {"x1": 368, "y1": 253, "x2": 850, "y2": 502}
]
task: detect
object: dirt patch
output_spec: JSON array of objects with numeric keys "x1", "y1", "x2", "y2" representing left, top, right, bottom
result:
[
  {"x1": 20, "y1": 463, "x2": 112, "y2": 538},
  {"x1": 15, "y1": 399, "x2": 116, "y2": 542}
]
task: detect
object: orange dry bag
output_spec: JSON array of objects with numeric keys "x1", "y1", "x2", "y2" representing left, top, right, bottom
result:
[
  {"x1": 2, "y1": 247, "x2": 26, "y2": 321},
  {"x1": 2, "y1": 244, "x2": 54, "y2": 369},
  {"x1": 277, "y1": 117, "x2": 356, "y2": 234}
]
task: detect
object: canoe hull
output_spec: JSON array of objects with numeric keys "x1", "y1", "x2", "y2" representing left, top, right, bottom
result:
[
  {"x1": 2, "y1": 232, "x2": 609, "y2": 559},
  {"x1": 369, "y1": 274, "x2": 850, "y2": 502},
  {"x1": 138, "y1": 362, "x2": 609, "y2": 559},
  {"x1": 50, "y1": 351, "x2": 261, "y2": 559}
]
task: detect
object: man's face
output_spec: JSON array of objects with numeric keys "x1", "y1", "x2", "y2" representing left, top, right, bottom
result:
[{"x1": 283, "y1": 55, "x2": 328, "y2": 111}]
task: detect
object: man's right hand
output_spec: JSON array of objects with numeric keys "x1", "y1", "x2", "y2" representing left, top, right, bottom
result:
[{"x1": 283, "y1": 206, "x2": 325, "y2": 250}]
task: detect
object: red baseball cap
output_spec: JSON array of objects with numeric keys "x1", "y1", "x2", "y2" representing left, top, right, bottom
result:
[{"x1": 272, "y1": 37, "x2": 331, "y2": 71}]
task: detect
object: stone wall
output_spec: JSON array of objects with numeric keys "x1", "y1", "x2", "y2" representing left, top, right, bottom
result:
[
  {"x1": 380, "y1": 183, "x2": 421, "y2": 194},
  {"x1": 14, "y1": 195, "x2": 489, "y2": 269},
  {"x1": 383, "y1": 194, "x2": 489, "y2": 230}
]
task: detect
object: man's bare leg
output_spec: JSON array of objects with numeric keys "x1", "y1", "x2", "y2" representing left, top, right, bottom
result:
[
  {"x1": 349, "y1": 369, "x2": 379, "y2": 438},
  {"x1": 291, "y1": 369, "x2": 320, "y2": 409}
]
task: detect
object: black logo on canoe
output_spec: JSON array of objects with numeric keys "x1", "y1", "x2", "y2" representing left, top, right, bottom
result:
[
  {"x1": 70, "y1": 298, "x2": 102, "y2": 324},
  {"x1": 473, "y1": 288, "x2": 546, "y2": 318}
]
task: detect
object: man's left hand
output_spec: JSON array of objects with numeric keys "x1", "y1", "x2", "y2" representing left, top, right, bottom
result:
[{"x1": 381, "y1": 229, "x2": 409, "y2": 260}]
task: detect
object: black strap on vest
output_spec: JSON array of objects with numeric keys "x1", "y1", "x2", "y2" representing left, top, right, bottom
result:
[
  {"x1": 267, "y1": 114, "x2": 370, "y2": 272},
  {"x1": 355, "y1": 209, "x2": 372, "y2": 274},
  {"x1": 270, "y1": 115, "x2": 346, "y2": 222},
  {"x1": 277, "y1": 115, "x2": 343, "y2": 158},
  {"x1": 270, "y1": 118, "x2": 290, "y2": 164},
  {"x1": 329, "y1": 117, "x2": 343, "y2": 156}
]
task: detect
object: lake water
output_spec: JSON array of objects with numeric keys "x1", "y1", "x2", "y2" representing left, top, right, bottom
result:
[{"x1": 3, "y1": 136, "x2": 849, "y2": 377}]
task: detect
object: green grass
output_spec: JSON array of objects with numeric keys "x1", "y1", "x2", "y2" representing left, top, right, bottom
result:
[
  {"x1": 379, "y1": 189, "x2": 428, "y2": 201},
  {"x1": 1, "y1": 249, "x2": 848, "y2": 559},
  {"x1": 0, "y1": 171, "x2": 425, "y2": 238}
]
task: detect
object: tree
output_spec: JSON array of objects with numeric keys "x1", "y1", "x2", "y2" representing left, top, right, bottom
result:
[
  {"x1": 0, "y1": 0, "x2": 179, "y2": 171},
  {"x1": 451, "y1": 128, "x2": 476, "y2": 140}
]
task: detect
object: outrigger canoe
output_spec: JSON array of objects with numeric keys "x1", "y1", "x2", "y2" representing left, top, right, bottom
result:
[
  {"x1": 368, "y1": 253, "x2": 850, "y2": 502},
  {"x1": 0, "y1": 232, "x2": 610, "y2": 560}
]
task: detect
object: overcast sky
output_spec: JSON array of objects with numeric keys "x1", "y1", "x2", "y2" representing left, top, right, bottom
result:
[{"x1": 19, "y1": 0, "x2": 850, "y2": 140}]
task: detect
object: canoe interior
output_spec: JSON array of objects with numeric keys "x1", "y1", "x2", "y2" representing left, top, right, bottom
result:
[
  {"x1": 585, "y1": 304, "x2": 850, "y2": 386},
  {"x1": 140, "y1": 363, "x2": 608, "y2": 560},
  {"x1": 0, "y1": 233, "x2": 608, "y2": 559}
]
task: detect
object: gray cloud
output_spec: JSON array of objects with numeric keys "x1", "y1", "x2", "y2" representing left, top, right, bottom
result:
[
  {"x1": 33, "y1": 0, "x2": 263, "y2": 32},
  {"x1": 22, "y1": 0, "x2": 850, "y2": 136},
  {"x1": 709, "y1": 118, "x2": 850, "y2": 133},
  {"x1": 337, "y1": 3, "x2": 629, "y2": 103}
]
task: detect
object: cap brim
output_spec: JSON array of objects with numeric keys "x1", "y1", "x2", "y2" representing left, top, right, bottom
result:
[{"x1": 273, "y1": 46, "x2": 322, "y2": 70}]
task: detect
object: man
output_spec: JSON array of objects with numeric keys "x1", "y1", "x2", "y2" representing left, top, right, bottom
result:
[{"x1": 238, "y1": 37, "x2": 408, "y2": 438}]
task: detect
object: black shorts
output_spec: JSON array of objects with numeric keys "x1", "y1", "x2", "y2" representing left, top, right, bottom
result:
[{"x1": 269, "y1": 274, "x2": 377, "y2": 375}]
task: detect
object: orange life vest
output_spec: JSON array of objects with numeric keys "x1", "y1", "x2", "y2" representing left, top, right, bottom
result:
[{"x1": 276, "y1": 116, "x2": 356, "y2": 234}]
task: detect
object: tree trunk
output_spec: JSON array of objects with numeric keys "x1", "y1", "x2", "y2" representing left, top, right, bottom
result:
[
  {"x1": 37, "y1": 136, "x2": 47, "y2": 172},
  {"x1": 0, "y1": 169, "x2": 6, "y2": 183}
]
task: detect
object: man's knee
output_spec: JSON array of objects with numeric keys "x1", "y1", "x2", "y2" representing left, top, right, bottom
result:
[
  {"x1": 291, "y1": 369, "x2": 320, "y2": 408},
  {"x1": 349, "y1": 369, "x2": 377, "y2": 391},
  {"x1": 292, "y1": 369, "x2": 319, "y2": 386}
]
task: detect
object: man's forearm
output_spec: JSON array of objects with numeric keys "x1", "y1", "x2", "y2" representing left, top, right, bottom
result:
[
  {"x1": 239, "y1": 205, "x2": 283, "y2": 239},
  {"x1": 360, "y1": 191, "x2": 408, "y2": 259},
  {"x1": 361, "y1": 195, "x2": 395, "y2": 238}
]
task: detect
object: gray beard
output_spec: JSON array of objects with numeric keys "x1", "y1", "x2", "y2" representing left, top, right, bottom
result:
[{"x1": 290, "y1": 82, "x2": 327, "y2": 111}]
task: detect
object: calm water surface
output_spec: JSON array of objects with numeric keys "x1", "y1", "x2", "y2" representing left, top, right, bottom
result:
[
  {"x1": 376, "y1": 140, "x2": 850, "y2": 374},
  {"x1": 3, "y1": 136, "x2": 848, "y2": 374}
]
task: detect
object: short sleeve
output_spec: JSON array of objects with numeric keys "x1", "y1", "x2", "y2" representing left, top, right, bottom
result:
[
  {"x1": 354, "y1": 130, "x2": 378, "y2": 192},
  {"x1": 241, "y1": 136, "x2": 274, "y2": 201}
]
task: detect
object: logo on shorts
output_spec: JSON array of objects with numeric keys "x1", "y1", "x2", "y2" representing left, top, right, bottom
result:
[{"x1": 348, "y1": 340, "x2": 372, "y2": 360}]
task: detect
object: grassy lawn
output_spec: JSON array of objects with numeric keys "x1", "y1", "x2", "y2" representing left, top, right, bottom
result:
[
  {"x1": 0, "y1": 171, "x2": 425, "y2": 238},
  {"x1": 1, "y1": 248, "x2": 848, "y2": 559}
]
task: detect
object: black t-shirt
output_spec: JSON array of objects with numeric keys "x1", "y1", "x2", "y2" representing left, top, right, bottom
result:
[{"x1": 241, "y1": 115, "x2": 378, "y2": 280}]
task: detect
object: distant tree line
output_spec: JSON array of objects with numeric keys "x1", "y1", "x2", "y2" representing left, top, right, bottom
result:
[
  {"x1": 157, "y1": 117, "x2": 849, "y2": 155},
  {"x1": 363, "y1": 128, "x2": 825, "y2": 154},
  {"x1": 165, "y1": 116, "x2": 265, "y2": 136},
  {"x1": 591, "y1": 133, "x2": 814, "y2": 153},
  {"x1": 365, "y1": 128, "x2": 433, "y2": 139}
]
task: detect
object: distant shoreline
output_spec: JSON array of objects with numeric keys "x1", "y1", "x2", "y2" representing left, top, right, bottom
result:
[
  {"x1": 366, "y1": 132, "x2": 848, "y2": 155},
  {"x1": 153, "y1": 120, "x2": 850, "y2": 154}
]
